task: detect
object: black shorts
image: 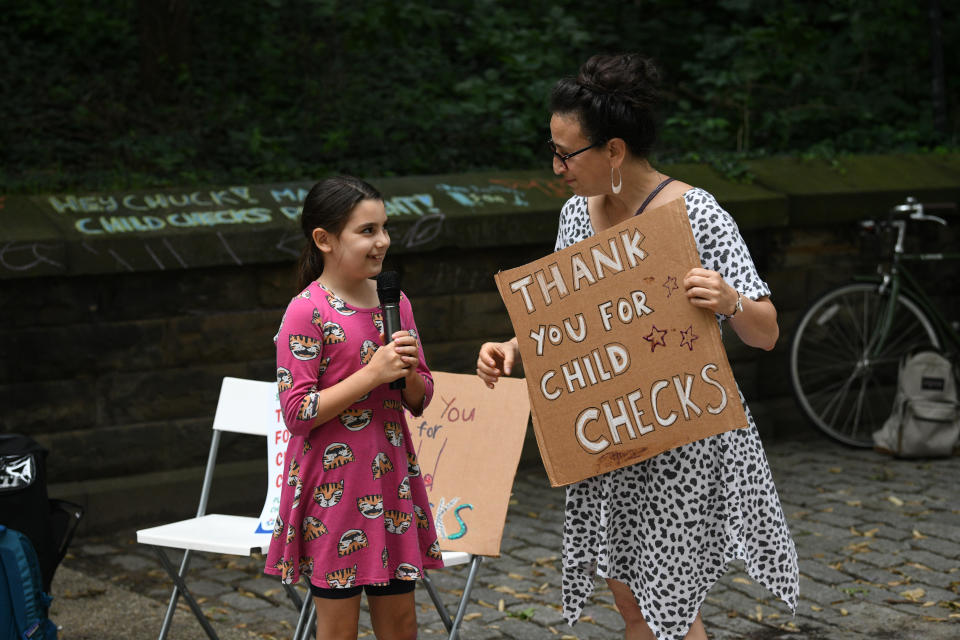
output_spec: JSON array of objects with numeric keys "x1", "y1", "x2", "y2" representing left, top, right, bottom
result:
[{"x1": 309, "y1": 579, "x2": 416, "y2": 600}]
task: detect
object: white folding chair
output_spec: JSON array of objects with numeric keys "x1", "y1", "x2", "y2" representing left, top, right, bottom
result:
[{"x1": 136, "y1": 377, "x2": 311, "y2": 640}]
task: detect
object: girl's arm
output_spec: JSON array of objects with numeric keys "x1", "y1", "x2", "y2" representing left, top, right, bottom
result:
[
  {"x1": 397, "y1": 294, "x2": 433, "y2": 416},
  {"x1": 277, "y1": 297, "x2": 414, "y2": 436}
]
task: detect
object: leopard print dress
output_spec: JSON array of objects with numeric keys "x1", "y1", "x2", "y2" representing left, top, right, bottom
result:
[{"x1": 555, "y1": 189, "x2": 798, "y2": 640}]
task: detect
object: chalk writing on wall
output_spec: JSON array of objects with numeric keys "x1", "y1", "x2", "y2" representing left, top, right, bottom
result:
[
  {"x1": 488, "y1": 176, "x2": 569, "y2": 199},
  {"x1": 0, "y1": 242, "x2": 62, "y2": 272},
  {"x1": 435, "y1": 183, "x2": 529, "y2": 208}
]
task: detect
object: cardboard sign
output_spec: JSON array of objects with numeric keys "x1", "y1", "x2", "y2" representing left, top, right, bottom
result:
[
  {"x1": 257, "y1": 392, "x2": 289, "y2": 534},
  {"x1": 494, "y1": 198, "x2": 748, "y2": 487},
  {"x1": 405, "y1": 372, "x2": 530, "y2": 557}
]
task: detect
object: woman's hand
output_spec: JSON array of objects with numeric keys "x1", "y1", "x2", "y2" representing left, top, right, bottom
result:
[
  {"x1": 369, "y1": 330, "x2": 420, "y2": 386},
  {"x1": 682, "y1": 267, "x2": 779, "y2": 350},
  {"x1": 683, "y1": 267, "x2": 738, "y2": 316},
  {"x1": 477, "y1": 338, "x2": 520, "y2": 389}
]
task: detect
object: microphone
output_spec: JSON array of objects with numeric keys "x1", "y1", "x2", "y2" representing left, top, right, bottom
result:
[{"x1": 376, "y1": 270, "x2": 406, "y2": 390}]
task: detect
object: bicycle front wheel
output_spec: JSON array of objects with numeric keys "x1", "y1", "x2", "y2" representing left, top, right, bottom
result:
[{"x1": 790, "y1": 283, "x2": 939, "y2": 447}]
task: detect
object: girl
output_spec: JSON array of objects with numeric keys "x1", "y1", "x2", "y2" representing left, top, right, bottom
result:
[
  {"x1": 477, "y1": 54, "x2": 798, "y2": 640},
  {"x1": 265, "y1": 176, "x2": 443, "y2": 640}
]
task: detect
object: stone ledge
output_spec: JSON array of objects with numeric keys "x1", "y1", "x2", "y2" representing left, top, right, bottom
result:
[{"x1": 1, "y1": 164, "x2": 788, "y2": 279}]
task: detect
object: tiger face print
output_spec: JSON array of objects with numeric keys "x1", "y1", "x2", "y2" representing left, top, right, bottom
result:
[
  {"x1": 272, "y1": 513, "x2": 284, "y2": 540},
  {"x1": 302, "y1": 516, "x2": 328, "y2": 541},
  {"x1": 326, "y1": 294, "x2": 356, "y2": 316},
  {"x1": 383, "y1": 399, "x2": 402, "y2": 411},
  {"x1": 414, "y1": 504, "x2": 430, "y2": 529},
  {"x1": 372, "y1": 312, "x2": 384, "y2": 335},
  {"x1": 326, "y1": 564, "x2": 357, "y2": 589},
  {"x1": 397, "y1": 476, "x2": 411, "y2": 500},
  {"x1": 354, "y1": 391, "x2": 370, "y2": 403},
  {"x1": 426, "y1": 540, "x2": 442, "y2": 560},
  {"x1": 323, "y1": 443, "x2": 354, "y2": 470},
  {"x1": 275, "y1": 558, "x2": 295, "y2": 584},
  {"x1": 382, "y1": 547, "x2": 389, "y2": 568},
  {"x1": 323, "y1": 321, "x2": 346, "y2": 345},
  {"x1": 407, "y1": 451, "x2": 421, "y2": 477},
  {"x1": 297, "y1": 389, "x2": 321, "y2": 421},
  {"x1": 311, "y1": 308, "x2": 323, "y2": 325},
  {"x1": 357, "y1": 494, "x2": 384, "y2": 519},
  {"x1": 384, "y1": 421, "x2": 403, "y2": 447},
  {"x1": 317, "y1": 356, "x2": 331, "y2": 377},
  {"x1": 296, "y1": 289, "x2": 312, "y2": 299},
  {"x1": 286, "y1": 523, "x2": 296, "y2": 544},
  {"x1": 303, "y1": 440, "x2": 312, "y2": 455},
  {"x1": 313, "y1": 479, "x2": 344, "y2": 508},
  {"x1": 287, "y1": 458, "x2": 300, "y2": 484},
  {"x1": 340, "y1": 408, "x2": 373, "y2": 431},
  {"x1": 289, "y1": 334, "x2": 321, "y2": 360},
  {"x1": 384, "y1": 510, "x2": 412, "y2": 535},
  {"x1": 395, "y1": 562, "x2": 420, "y2": 580},
  {"x1": 360, "y1": 339, "x2": 379, "y2": 365},
  {"x1": 291, "y1": 480, "x2": 303, "y2": 508},
  {"x1": 277, "y1": 367, "x2": 292, "y2": 392},
  {"x1": 337, "y1": 529, "x2": 369, "y2": 557},
  {"x1": 299, "y1": 557, "x2": 314, "y2": 576},
  {"x1": 372, "y1": 452, "x2": 394, "y2": 479}
]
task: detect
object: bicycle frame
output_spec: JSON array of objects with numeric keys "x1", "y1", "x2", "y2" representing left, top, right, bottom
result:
[{"x1": 853, "y1": 221, "x2": 960, "y2": 359}]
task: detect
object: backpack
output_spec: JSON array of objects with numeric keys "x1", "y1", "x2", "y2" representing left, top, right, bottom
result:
[
  {"x1": 0, "y1": 525, "x2": 57, "y2": 640},
  {"x1": 0, "y1": 436, "x2": 82, "y2": 595},
  {"x1": 873, "y1": 349, "x2": 960, "y2": 458}
]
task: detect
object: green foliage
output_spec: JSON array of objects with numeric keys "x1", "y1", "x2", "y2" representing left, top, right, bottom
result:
[{"x1": 1, "y1": 0, "x2": 956, "y2": 192}]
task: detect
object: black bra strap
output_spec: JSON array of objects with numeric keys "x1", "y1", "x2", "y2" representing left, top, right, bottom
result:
[{"x1": 634, "y1": 177, "x2": 676, "y2": 216}]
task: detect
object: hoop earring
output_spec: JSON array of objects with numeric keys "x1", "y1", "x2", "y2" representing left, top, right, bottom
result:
[{"x1": 611, "y1": 167, "x2": 623, "y2": 194}]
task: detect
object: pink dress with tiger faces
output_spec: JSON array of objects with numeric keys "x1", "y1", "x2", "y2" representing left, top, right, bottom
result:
[{"x1": 264, "y1": 281, "x2": 444, "y2": 589}]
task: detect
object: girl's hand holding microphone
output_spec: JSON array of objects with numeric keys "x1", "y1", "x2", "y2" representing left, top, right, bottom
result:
[{"x1": 370, "y1": 330, "x2": 419, "y2": 386}]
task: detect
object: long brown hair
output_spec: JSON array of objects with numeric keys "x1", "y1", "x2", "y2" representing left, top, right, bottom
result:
[{"x1": 296, "y1": 176, "x2": 382, "y2": 291}]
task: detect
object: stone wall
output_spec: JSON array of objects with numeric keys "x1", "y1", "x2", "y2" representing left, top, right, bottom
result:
[{"x1": 2, "y1": 156, "x2": 958, "y2": 533}]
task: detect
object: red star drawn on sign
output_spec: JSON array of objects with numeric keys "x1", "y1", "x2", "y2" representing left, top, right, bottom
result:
[
  {"x1": 663, "y1": 275, "x2": 679, "y2": 298},
  {"x1": 643, "y1": 325, "x2": 668, "y2": 352},
  {"x1": 680, "y1": 325, "x2": 699, "y2": 351}
]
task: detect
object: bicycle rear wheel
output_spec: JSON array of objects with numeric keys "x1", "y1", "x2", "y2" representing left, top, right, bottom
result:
[{"x1": 790, "y1": 283, "x2": 939, "y2": 447}]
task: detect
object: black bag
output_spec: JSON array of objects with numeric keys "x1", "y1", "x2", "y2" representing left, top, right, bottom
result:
[{"x1": 0, "y1": 435, "x2": 83, "y2": 593}]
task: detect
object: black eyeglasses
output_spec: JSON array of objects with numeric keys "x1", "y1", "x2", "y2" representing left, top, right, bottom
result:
[{"x1": 547, "y1": 139, "x2": 602, "y2": 169}]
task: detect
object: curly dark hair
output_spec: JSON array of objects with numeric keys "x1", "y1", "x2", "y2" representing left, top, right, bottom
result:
[{"x1": 549, "y1": 53, "x2": 662, "y2": 158}]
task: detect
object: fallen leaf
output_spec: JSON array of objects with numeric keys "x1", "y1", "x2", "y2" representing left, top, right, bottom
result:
[
  {"x1": 498, "y1": 599, "x2": 505, "y2": 612},
  {"x1": 840, "y1": 608, "x2": 849, "y2": 616},
  {"x1": 912, "y1": 529, "x2": 927, "y2": 539},
  {"x1": 829, "y1": 467, "x2": 843, "y2": 473},
  {"x1": 845, "y1": 500, "x2": 862, "y2": 507},
  {"x1": 887, "y1": 495, "x2": 904, "y2": 507},
  {"x1": 463, "y1": 613, "x2": 482, "y2": 621},
  {"x1": 901, "y1": 588, "x2": 926, "y2": 602},
  {"x1": 810, "y1": 605, "x2": 823, "y2": 612}
]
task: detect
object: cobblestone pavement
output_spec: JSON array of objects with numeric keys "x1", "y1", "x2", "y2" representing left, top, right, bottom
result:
[{"x1": 52, "y1": 437, "x2": 960, "y2": 639}]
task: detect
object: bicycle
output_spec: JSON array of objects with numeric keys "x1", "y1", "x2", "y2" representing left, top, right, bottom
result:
[{"x1": 789, "y1": 197, "x2": 960, "y2": 447}]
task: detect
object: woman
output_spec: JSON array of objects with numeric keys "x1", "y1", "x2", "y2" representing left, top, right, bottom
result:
[{"x1": 477, "y1": 54, "x2": 798, "y2": 640}]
